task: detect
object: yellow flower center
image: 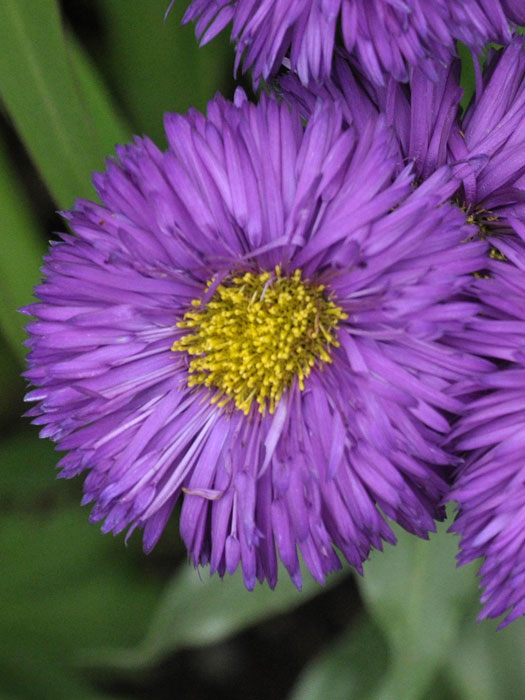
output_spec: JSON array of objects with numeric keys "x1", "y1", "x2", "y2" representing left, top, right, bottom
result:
[{"x1": 172, "y1": 267, "x2": 347, "y2": 415}]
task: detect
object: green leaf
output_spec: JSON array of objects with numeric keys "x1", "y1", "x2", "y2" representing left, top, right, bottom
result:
[
  {"x1": 67, "y1": 32, "x2": 132, "y2": 157},
  {"x1": 0, "y1": 647, "x2": 124, "y2": 700},
  {"x1": 288, "y1": 616, "x2": 389, "y2": 700},
  {"x1": 448, "y1": 612, "x2": 525, "y2": 700},
  {"x1": 0, "y1": 428, "x2": 61, "y2": 505},
  {"x1": 1, "y1": 508, "x2": 162, "y2": 649},
  {"x1": 0, "y1": 0, "x2": 130, "y2": 208},
  {"x1": 0, "y1": 507, "x2": 162, "y2": 699},
  {"x1": 0, "y1": 135, "x2": 44, "y2": 362},
  {"x1": 359, "y1": 519, "x2": 475, "y2": 700},
  {"x1": 94, "y1": 0, "x2": 233, "y2": 146},
  {"x1": 421, "y1": 675, "x2": 459, "y2": 700},
  {"x1": 88, "y1": 561, "x2": 350, "y2": 669},
  {"x1": 458, "y1": 42, "x2": 477, "y2": 112}
]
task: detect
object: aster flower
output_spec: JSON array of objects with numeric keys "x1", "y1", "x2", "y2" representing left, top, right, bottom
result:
[
  {"x1": 447, "y1": 229, "x2": 525, "y2": 627},
  {"x1": 444, "y1": 48, "x2": 525, "y2": 619},
  {"x1": 281, "y1": 35, "x2": 525, "y2": 623},
  {"x1": 283, "y1": 37, "x2": 525, "y2": 224},
  {"x1": 380, "y1": 37, "x2": 525, "y2": 225},
  {"x1": 298, "y1": 39, "x2": 525, "y2": 285},
  {"x1": 390, "y1": 37, "x2": 525, "y2": 627},
  {"x1": 172, "y1": 0, "x2": 522, "y2": 86},
  {"x1": 23, "y1": 91, "x2": 490, "y2": 590},
  {"x1": 296, "y1": 40, "x2": 525, "y2": 623}
]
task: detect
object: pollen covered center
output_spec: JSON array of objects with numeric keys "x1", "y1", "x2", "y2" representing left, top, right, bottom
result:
[{"x1": 171, "y1": 267, "x2": 347, "y2": 415}]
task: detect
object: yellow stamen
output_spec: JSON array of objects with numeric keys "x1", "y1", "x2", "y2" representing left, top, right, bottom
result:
[{"x1": 172, "y1": 267, "x2": 347, "y2": 415}]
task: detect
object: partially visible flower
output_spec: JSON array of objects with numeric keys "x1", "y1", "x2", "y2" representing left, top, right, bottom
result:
[
  {"x1": 279, "y1": 56, "x2": 379, "y2": 139},
  {"x1": 173, "y1": 0, "x2": 521, "y2": 86},
  {"x1": 383, "y1": 37, "x2": 525, "y2": 627},
  {"x1": 24, "y1": 90, "x2": 489, "y2": 590},
  {"x1": 282, "y1": 37, "x2": 525, "y2": 227},
  {"x1": 447, "y1": 227, "x2": 525, "y2": 627},
  {"x1": 280, "y1": 40, "x2": 525, "y2": 624},
  {"x1": 381, "y1": 37, "x2": 525, "y2": 226}
]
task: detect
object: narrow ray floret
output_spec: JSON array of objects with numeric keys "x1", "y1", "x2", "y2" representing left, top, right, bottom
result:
[
  {"x1": 23, "y1": 90, "x2": 491, "y2": 590},
  {"x1": 172, "y1": 0, "x2": 523, "y2": 86}
]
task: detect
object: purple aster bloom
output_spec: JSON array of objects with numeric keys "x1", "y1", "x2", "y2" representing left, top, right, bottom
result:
[
  {"x1": 283, "y1": 37, "x2": 525, "y2": 224},
  {"x1": 380, "y1": 37, "x2": 525, "y2": 224},
  {"x1": 172, "y1": 0, "x2": 521, "y2": 86},
  {"x1": 281, "y1": 37, "x2": 525, "y2": 622},
  {"x1": 447, "y1": 228, "x2": 525, "y2": 628},
  {"x1": 23, "y1": 90, "x2": 490, "y2": 590},
  {"x1": 386, "y1": 37, "x2": 525, "y2": 627},
  {"x1": 321, "y1": 37, "x2": 525, "y2": 625}
]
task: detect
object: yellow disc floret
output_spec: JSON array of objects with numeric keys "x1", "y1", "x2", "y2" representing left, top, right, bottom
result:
[{"x1": 172, "y1": 267, "x2": 347, "y2": 415}]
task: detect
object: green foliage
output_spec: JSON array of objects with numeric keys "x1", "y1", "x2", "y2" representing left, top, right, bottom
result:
[
  {"x1": 88, "y1": 562, "x2": 349, "y2": 670},
  {"x1": 359, "y1": 520, "x2": 475, "y2": 700},
  {"x1": 458, "y1": 42, "x2": 477, "y2": 111},
  {"x1": 92, "y1": 0, "x2": 233, "y2": 146},
  {"x1": 285, "y1": 521, "x2": 525, "y2": 700},
  {"x1": 0, "y1": 429, "x2": 60, "y2": 504},
  {"x1": 0, "y1": 504, "x2": 162, "y2": 699},
  {"x1": 0, "y1": 341, "x2": 26, "y2": 419},
  {"x1": 449, "y1": 611, "x2": 525, "y2": 700},
  {"x1": 0, "y1": 137, "x2": 44, "y2": 362},
  {"x1": 0, "y1": 0, "x2": 130, "y2": 208},
  {"x1": 288, "y1": 616, "x2": 389, "y2": 700}
]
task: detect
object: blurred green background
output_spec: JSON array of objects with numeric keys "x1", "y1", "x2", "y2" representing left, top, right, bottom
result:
[{"x1": 0, "y1": 2, "x2": 524, "y2": 698}]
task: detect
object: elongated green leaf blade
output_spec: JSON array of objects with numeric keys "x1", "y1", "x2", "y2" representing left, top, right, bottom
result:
[
  {"x1": 0, "y1": 135, "x2": 44, "y2": 362},
  {"x1": 68, "y1": 33, "x2": 132, "y2": 157},
  {"x1": 94, "y1": 0, "x2": 233, "y2": 145},
  {"x1": 0, "y1": 0, "x2": 130, "y2": 208}
]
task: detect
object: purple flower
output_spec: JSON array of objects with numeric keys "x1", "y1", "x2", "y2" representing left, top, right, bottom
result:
[
  {"x1": 447, "y1": 229, "x2": 525, "y2": 627},
  {"x1": 311, "y1": 40, "x2": 525, "y2": 624},
  {"x1": 174, "y1": 0, "x2": 521, "y2": 86},
  {"x1": 283, "y1": 37, "x2": 525, "y2": 216},
  {"x1": 24, "y1": 91, "x2": 489, "y2": 590},
  {"x1": 362, "y1": 40, "x2": 525, "y2": 625},
  {"x1": 380, "y1": 37, "x2": 525, "y2": 224},
  {"x1": 396, "y1": 39, "x2": 525, "y2": 627},
  {"x1": 282, "y1": 36, "x2": 525, "y2": 623}
]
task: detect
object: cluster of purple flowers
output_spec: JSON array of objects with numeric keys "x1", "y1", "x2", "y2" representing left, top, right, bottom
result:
[{"x1": 24, "y1": 2, "x2": 525, "y2": 627}]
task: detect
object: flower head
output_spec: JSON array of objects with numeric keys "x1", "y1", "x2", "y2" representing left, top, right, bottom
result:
[
  {"x1": 24, "y1": 91, "x2": 489, "y2": 589},
  {"x1": 175, "y1": 0, "x2": 521, "y2": 86},
  {"x1": 447, "y1": 227, "x2": 525, "y2": 627},
  {"x1": 291, "y1": 42, "x2": 525, "y2": 348},
  {"x1": 337, "y1": 36, "x2": 525, "y2": 625},
  {"x1": 283, "y1": 37, "x2": 525, "y2": 225},
  {"x1": 385, "y1": 38, "x2": 525, "y2": 627},
  {"x1": 282, "y1": 37, "x2": 525, "y2": 622}
]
